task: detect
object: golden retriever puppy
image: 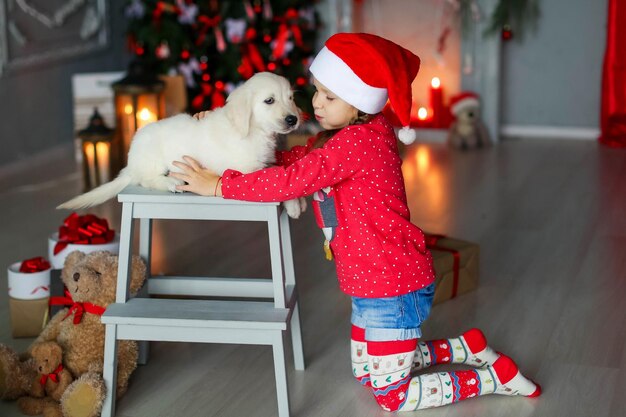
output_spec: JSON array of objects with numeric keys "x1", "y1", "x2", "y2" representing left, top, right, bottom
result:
[{"x1": 58, "y1": 72, "x2": 306, "y2": 218}]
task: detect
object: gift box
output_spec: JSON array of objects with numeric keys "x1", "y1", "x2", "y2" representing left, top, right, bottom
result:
[
  {"x1": 48, "y1": 232, "x2": 119, "y2": 269},
  {"x1": 9, "y1": 297, "x2": 50, "y2": 338},
  {"x1": 7, "y1": 259, "x2": 51, "y2": 300},
  {"x1": 426, "y1": 234, "x2": 479, "y2": 305},
  {"x1": 48, "y1": 213, "x2": 119, "y2": 269}
]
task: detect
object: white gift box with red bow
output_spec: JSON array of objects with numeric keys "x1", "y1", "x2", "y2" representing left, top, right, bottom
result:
[
  {"x1": 47, "y1": 232, "x2": 120, "y2": 270},
  {"x1": 7, "y1": 262, "x2": 51, "y2": 300}
]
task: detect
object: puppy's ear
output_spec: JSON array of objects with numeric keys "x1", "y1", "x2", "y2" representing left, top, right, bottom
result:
[{"x1": 225, "y1": 86, "x2": 252, "y2": 137}]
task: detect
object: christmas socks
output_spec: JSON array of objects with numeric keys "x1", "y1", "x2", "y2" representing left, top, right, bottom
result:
[
  {"x1": 413, "y1": 328, "x2": 500, "y2": 370},
  {"x1": 365, "y1": 339, "x2": 541, "y2": 412},
  {"x1": 352, "y1": 325, "x2": 500, "y2": 387},
  {"x1": 351, "y1": 325, "x2": 371, "y2": 387},
  {"x1": 351, "y1": 326, "x2": 541, "y2": 412},
  {"x1": 398, "y1": 354, "x2": 541, "y2": 411}
]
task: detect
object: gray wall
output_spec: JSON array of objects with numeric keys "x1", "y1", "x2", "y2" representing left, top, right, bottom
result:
[
  {"x1": 0, "y1": 2, "x2": 129, "y2": 168},
  {"x1": 500, "y1": 0, "x2": 607, "y2": 129}
]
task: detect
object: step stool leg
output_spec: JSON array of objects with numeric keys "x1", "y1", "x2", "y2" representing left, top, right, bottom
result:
[
  {"x1": 272, "y1": 331, "x2": 290, "y2": 417},
  {"x1": 101, "y1": 324, "x2": 119, "y2": 417},
  {"x1": 137, "y1": 217, "x2": 152, "y2": 365},
  {"x1": 290, "y1": 302, "x2": 305, "y2": 371},
  {"x1": 279, "y1": 211, "x2": 305, "y2": 370},
  {"x1": 267, "y1": 207, "x2": 286, "y2": 309},
  {"x1": 116, "y1": 202, "x2": 135, "y2": 303}
]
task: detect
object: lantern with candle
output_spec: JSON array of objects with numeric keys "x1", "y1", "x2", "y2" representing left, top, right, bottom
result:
[
  {"x1": 78, "y1": 108, "x2": 115, "y2": 191},
  {"x1": 112, "y1": 61, "x2": 165, "y2": 165}
]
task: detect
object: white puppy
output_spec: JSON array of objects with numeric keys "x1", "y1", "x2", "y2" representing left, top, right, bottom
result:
[{"x1": 58, "y1": 72, "x2": 307, "y2": 218}]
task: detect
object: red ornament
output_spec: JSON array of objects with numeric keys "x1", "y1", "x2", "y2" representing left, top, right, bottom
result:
[
  {"x1": 296, "y1": 77, "x2": 307, "y2": 86},
  {"x1": 181, "y1": 50, "x2": 191, "y2": 59},
  {"x1": 267, "y1": 62, "x2": 277, "y2": 71},
  {"x1": 501, "y1": 24, "x2": 513, "y2": 41}
]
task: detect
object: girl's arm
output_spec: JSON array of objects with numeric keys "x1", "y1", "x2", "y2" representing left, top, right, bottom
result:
[
  {"x1": 171, "y1": 125, "x2": 367, "y2": 200},
  {"x1": 275, "y1": 135, "x2": 318, "y2": 167}
]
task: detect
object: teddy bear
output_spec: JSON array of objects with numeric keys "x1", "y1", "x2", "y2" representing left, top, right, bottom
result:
[
  {"x1": 447, "y1": 91, "x2": 491, "y2": 150},
  {"x1": 0, "y1": 250, "x2": 146, "y2": 417},
  {"x1": 17, "y1": 341, "x2": 73, "y2": 417}
]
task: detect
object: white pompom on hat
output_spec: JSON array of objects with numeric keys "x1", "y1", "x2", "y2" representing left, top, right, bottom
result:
[{"x1": 309, "y1": 33, "x2": 421, "y2": 144}]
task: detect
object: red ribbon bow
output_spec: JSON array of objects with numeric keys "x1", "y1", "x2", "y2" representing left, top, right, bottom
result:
[
  {"x1": 424, "y1": 233, "x2": 460, "y2": 299},
  {"x1": 191, "y1": 82, "x2": 225, "y2": 110},
  {"x1": 39, "y1": 364, "x2": 64, "y2": 386},
  {"x1": 272, "y1": 8, "x2": 303, "y2": 59},
  {"x1": 49, "y1": 289, "x2": 106, "y2": 325},
  {"x1": 54, "y1": 213, "x2": 115, "y2": 255},
  {"x1": 19, "y1": 257, "x2": 51, "y2": 273}
]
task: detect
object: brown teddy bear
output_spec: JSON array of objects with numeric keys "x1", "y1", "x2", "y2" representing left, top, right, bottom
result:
[
  {"x1": 0, "y1": 250, "x2": 146, "y2": 417},
  {"x1": 17, "y1": 341, "x2": 73, "y2": 417},
  {"x1": 447, "y1": 92, "x2": 491, "y2": 150}
]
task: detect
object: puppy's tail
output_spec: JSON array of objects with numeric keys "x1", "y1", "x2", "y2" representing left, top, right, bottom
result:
[{"x1": 57, "y1": 170, "x2": 133, "y2": 210}]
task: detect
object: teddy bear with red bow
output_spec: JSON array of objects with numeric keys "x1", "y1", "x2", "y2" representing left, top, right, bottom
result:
[{"x1": 0, "y1": 251, "x2": 146, "y2": 417}]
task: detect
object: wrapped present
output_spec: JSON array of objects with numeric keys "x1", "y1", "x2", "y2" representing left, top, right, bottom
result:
[
  {"x1": 9, "y1": 297, "x2": 50, "y2": 338},
  {"x1": 7, "y1": 257, "x2": 51, "y2": 300},
  {"x1": 48, "y1": 213, "x2": 119, "y2": 269},
  {"x1": 425, "y1": 234, "x2": 479, "y2": 305}
]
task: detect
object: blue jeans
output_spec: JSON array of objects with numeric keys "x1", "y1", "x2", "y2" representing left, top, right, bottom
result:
[{"x1": 351, "y1": 283, "x2": 435, "y2": 341}]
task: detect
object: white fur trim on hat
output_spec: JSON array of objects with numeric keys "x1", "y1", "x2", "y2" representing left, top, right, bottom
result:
[
  {"x1": 451, "y1": 97, "x2": 480, "y2": 115},
  {"x1": 398, "y1": 126, "x2": 416, "y2": 144},
  {"x1": 309, "y1": 46, "x2": 388, "y2": 114}
]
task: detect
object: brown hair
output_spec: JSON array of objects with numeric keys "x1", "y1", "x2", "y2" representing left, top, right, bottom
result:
[{"x1": 311, "y1": 111, "x2": 375, "y2": 149}]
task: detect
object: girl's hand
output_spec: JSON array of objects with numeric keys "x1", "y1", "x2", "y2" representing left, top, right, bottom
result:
[
  {"x1": 169, "y1": 156, "x2": 222, "y2": 196},
  {"x1": 193, "y1": 111, "x2": 210, "y2": 120}
]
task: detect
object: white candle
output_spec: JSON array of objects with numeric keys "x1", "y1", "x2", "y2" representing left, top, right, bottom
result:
[
  {"x1": 95, "y1": 141, "x2": 110, "y2": 183},
  {"x1": 137, "y1": 107, "x2": 157, "y2": 130},
  {"x1": 84, "y1": 142, "x2": 97, "y2": 186}
]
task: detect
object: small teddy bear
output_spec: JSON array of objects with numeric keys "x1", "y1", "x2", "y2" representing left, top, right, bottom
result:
[
  {"x1": 447, "y1": 92, "x2": 491, "y2": 150},
  {"x1": 0, "y1": 251, "x2": 146, "y2": 417},
  {"x1": 17, "y1": 342, "x2": 72, "y2": 417}
]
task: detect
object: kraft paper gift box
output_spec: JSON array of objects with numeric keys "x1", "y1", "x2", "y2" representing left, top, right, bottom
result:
[
  {"x1": 425, "y1": 234, "x2": 479, "y2": 305},
  {"x1": 9, "y1": 297, "x2": 50, "y2": 338},
  {"x1": 7, "y1": 260, "x2": 51, "y2": 338}
]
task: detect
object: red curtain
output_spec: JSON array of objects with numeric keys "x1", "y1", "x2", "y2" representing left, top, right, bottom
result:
[{"x1": 599, "y1": 0, "x2": 626, "y2": 147}]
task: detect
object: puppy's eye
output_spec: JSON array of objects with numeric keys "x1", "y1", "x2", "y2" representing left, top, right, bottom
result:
[
  {"x1": 264, "y1": 97, "x2": 275, "y2": 105},
  {"x1": 95, "y1": 271, "x2": 102, "y2": 278}
]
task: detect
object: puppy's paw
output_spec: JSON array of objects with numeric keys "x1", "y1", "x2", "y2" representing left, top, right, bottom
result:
[
  {"x1": 166, "y1": 177, "x2": 185, "y2": 193},
  {"x1": 298, "y1": 197, "x2": 307, "y2": 214},
  {"x1": 283, "y1": 199, "x2": 302, "y2": 219}
]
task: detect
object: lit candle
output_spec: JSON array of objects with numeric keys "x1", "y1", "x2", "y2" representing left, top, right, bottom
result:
[
  {"x1": 95, "y1": 142, "x2": 110, "y2": 183},
  {"x1": 84, "y1": 143, "x2": 97, "y2": 186},
  {"x1": 417, "y1": 107, "x2": 429, "y2": 121},
  {"x1": 137, "y1": 107, "x2": 157, "y2": 130},
  {"x1": 430, "y1": 77, "x2": 444, "y2": 128}
]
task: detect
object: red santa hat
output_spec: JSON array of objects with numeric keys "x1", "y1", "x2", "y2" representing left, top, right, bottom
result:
[
  {"x1": 309, "y1": 33, "x2": 421, "y2": 144},
  {"x1": 449, "y1": 92, "x2": 480, "y2": 116}
]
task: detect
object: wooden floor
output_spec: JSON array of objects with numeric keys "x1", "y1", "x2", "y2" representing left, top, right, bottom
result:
[{"x1": 0, "y1": 139, "x2": 625, "y2": 417}]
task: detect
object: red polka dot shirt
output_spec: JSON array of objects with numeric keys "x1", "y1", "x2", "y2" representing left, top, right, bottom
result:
[{"x1": 221, "y1": 114, "x2": 435, "y2": 298}]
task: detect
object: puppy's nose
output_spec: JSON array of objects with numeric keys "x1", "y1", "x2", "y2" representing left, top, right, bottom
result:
[
  {"x1": 285, "y1": 115, "x2": 298, "y2": 126},
  {"x1": 73, "y1": 272, "x2": 80, "y2": 282}
]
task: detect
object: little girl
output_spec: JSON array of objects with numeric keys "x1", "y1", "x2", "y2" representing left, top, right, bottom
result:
[{"x1": 170, "y1": 33, "x2": 540, "y2": 412}]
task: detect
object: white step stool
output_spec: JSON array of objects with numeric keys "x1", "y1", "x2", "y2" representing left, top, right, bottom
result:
[{"x1": 100, "y1": 186, "x2": 305, "y2": 417}]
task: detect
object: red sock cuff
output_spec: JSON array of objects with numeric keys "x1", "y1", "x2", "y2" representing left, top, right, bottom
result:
[
  {"x1": 491, "y1": 354, "x2": 519, "y2": 384},
  {"x1": 368, "y1": 339, "x2": 418, "y2": 356},
  {"x1": 463, "y1": 328, "x2": 488, "y2": 353},
  {"x1": 351, "y1": 325, "x2": 366, "y2": 342}
]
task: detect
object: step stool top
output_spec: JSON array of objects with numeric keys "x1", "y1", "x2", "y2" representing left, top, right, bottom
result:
[{"x1": 118, "y1": 185, "x2": 279, "y2": 206}]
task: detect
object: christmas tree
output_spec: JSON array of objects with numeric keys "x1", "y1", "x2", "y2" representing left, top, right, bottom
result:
[{"x1": 124, "y1": 0, "x2": 321, "y2": 115}]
